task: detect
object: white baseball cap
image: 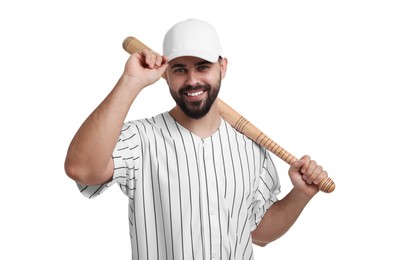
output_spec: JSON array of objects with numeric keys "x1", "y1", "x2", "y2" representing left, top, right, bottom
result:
[{"x1": 163, "y1": 18, "x2": 222, "y2": 62}]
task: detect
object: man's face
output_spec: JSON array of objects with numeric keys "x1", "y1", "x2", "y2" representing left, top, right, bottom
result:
[{"x1": 166, "y1": 56, "x2": 227, "y2": 119}]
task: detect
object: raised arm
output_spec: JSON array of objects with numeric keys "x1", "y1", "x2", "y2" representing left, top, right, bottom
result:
[{"x1": 64, "y1": 50, "x2": 168, "y2": 185}]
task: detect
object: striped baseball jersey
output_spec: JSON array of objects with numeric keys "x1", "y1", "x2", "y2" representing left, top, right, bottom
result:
[{"x1": 78, "y1": 112, "x2": 281, "y2": 260}]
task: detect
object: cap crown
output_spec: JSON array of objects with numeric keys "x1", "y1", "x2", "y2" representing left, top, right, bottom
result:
[{"x1": 163, "y1": 19, "x2": 222, "y2": 62}]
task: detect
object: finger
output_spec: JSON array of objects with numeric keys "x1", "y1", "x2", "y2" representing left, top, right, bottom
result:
[
  {"x1": 154, "y1": 54, "x2": 166, "y2": 68},
  {"x1": 302, "y1": 159, "x2": 317, "y2": 178},
  {"x1": 142, "y1": 49, "x2": 159, "y2": 69},
  {"x1": 299, "y1": 155, "x2": 311, "y2": 174},
  {"x1": 314, "y1": 170, "x2": 328, "y2": 185},
  {"x1": 290, "y1": 158, "x2": 305, "y2": 172},
  {"x1": 304, "y1": 164, "x2": 323, "y2": 184}
]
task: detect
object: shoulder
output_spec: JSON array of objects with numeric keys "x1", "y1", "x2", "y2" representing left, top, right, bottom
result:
[
  {"x1": 123, "y1": 112, "x2": 168, "y2": 130},
  {"x1": 120, "y1": 112, "x2": 177, "y2": 139}
]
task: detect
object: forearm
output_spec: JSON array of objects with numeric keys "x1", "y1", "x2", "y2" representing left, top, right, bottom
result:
[
  {"x1": 252, "y1": 188, "x2": 314, "y2": 246},
  {"x1": 64, "y1": 75, "x2": 143, "y2": 185}
]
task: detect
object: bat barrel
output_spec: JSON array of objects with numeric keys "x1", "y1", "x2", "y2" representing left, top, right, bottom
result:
[
  {"x1": 123, "y1": 36, "x2": 152, "y2": 54},
  {"x1": 217, "y1": 99, "x2": 335, "y2": 193}
]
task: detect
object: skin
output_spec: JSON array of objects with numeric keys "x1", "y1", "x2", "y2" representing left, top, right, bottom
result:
[{"x1": 64, "y1": 49, "x2": 328, "y2": 247}]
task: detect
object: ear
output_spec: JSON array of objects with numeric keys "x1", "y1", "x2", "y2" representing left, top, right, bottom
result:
[
  {"x1": 220, "y1": 58, "x2": 228, "y2": 79},
  {"x1": 164, "y1": 69, "x2": 170, "y2": 84}
]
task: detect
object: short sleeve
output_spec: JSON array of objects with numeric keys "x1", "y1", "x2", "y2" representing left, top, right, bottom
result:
[
  {"x1": 250, "y1": 151, "x2": 281, "y2": 231},
  {"x1": 77, "y1": 122, "x2": 140, "y2": 199}
]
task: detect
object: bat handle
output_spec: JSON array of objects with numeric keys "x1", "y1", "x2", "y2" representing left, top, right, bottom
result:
[{"x1": 122, "y1": 36, "x2": 336, "y2": 193}]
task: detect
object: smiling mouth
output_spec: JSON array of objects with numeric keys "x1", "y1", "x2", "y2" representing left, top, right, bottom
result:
[{"x1": 185, "y1": 90, "x2": 204, "y2": 97}]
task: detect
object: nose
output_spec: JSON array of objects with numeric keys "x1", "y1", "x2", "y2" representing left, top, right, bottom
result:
[{"x1": 185, "y1": 70, "x2": 201, "y2": 87}]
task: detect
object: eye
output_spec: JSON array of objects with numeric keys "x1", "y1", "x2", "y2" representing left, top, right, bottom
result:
[
  {"x1": 197, "y1": 65, "x2": 210, "y2": 71},
  {"x1": 173, "y1": 68, "x2": 187, "y2": 74}
]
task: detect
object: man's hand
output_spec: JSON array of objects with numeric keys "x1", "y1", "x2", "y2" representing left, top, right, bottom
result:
[
  {"x1": 123, "y1": 49, "x2": 169, "y2": 88},
  {"x1": 288, "y1": 155, "x2": 329, "y2": 197}
]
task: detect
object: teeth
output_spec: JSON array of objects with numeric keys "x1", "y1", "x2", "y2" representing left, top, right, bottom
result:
[{"x1": 187, "y1": 91, "x2": 203, "y2": 97}]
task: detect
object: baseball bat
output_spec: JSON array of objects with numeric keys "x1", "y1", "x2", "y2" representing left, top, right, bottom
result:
[{"x1": 122, "y1": 36, "x2": 335, "y2": 193}]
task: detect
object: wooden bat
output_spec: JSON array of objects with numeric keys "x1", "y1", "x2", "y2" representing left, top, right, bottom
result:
[{"x1": 122, "y1": 36, "x2": 336, "y2": 193}]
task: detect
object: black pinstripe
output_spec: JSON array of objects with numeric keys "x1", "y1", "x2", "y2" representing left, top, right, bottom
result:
[{"x1": 77, "y1": 112, "x2": 281, "y2": 260}]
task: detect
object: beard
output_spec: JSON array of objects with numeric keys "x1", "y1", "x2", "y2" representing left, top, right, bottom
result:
[{"x1": 170, "y1": 73, "x2": 221, "y2": 120}]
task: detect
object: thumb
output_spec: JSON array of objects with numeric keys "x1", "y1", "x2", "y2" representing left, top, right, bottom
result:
[{"x1": 157, "y1": 62, "x2": 169, "y2": 76}]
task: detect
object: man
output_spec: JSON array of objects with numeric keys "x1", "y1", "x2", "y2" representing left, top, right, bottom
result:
[{"x1": 65, "y1": 18, "x2": 328, "y2": 260}]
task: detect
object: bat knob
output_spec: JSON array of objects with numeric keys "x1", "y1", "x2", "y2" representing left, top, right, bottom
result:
[{"x1": 319, "y1": 177, "x2": 335, "y2": 193}]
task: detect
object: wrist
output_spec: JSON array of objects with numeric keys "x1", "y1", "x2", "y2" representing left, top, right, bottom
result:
[
  {"x1": 118, "y1": 74, "x2": 147, "y2": 92},
  {"x1": 291, "y1": 186, "x2": 317, "y2": 202}
]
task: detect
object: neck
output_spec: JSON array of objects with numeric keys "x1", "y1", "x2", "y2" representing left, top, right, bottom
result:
[{"x1": 169, "y1": 103, "x2": 221, "y2": 139}]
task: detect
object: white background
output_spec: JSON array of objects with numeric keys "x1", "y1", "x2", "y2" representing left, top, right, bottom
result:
[{"x1": 1, "y1": 0, "x2": 397, "y2": 259}]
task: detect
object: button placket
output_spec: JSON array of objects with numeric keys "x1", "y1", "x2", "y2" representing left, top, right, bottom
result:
[{"x1": 203, "y1": 138, "x2": 221, "y2": 260}]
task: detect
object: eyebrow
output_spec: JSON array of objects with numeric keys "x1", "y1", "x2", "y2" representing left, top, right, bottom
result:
[{"x1": 170, "y1": 60, "x2": 213, "y2": 69}]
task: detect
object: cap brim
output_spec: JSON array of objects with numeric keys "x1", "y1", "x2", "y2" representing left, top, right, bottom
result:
[{"x1": 166, "y1": 49, "x2": 220, "y2": 63}]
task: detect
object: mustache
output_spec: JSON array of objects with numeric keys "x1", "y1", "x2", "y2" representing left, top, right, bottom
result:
[{"x1": 179, "y1": 84, "x2": 211, "y2": 94}]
